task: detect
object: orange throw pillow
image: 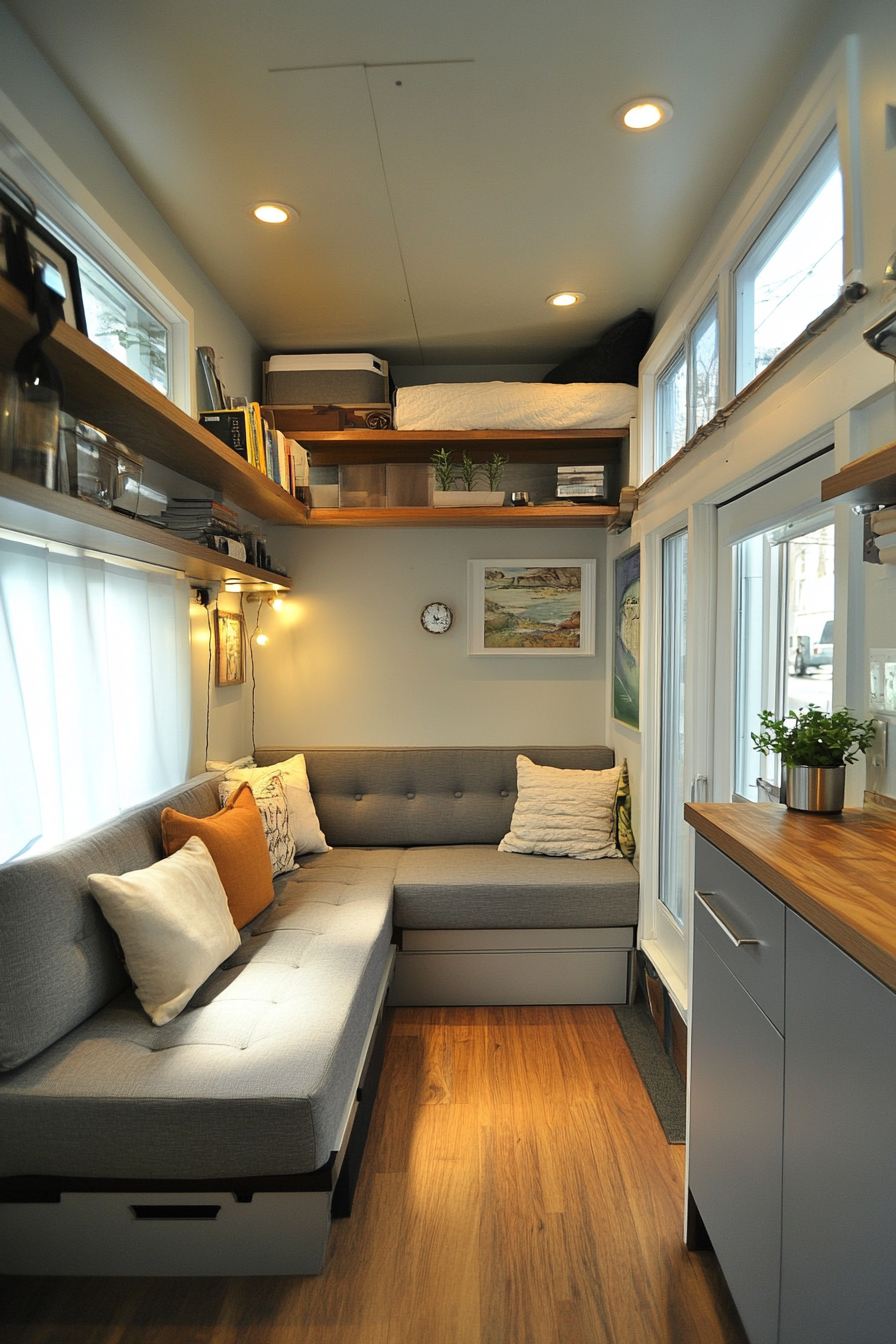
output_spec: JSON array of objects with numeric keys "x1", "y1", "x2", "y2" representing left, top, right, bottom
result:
[{"x1": 161, "y1": 782, "x2": 274, "y2": 929}]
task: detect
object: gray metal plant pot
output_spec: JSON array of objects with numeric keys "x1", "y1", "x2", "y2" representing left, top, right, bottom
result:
[{"x1": 783, "y1": 764, "x2": 846, "y2": 813}]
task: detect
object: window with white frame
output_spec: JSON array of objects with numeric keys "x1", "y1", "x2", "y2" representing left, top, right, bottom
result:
[
  {"x1": 0, "y1": 123, "x2": 189, "y2": 409},
  {"x1": 60, "y1": 232, "x2": 172, "y2": 397},
  {"x1": 656, "y1": 346, "x2": 687, "y2": 466},
  {"x1": 736, "y1": 131, "x2": 843, "y2": 390},
  {"x1": 690, "y1": 296, "x2": 719, "y2": 436},
  {"x1": 655, "y1": 298, "x2": 720, "y2": 470}
]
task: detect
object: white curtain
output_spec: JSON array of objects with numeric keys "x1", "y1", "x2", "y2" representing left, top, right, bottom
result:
[{"x1": 0, "y1": 535, "x2": 191, "y2": 862}]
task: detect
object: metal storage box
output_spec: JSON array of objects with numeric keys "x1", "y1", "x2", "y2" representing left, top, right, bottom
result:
[{"x1": 264, "y1": 354, "x2": 389, "y2": 406}]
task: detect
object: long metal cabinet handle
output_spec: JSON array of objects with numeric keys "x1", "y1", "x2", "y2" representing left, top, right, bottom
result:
[{"x1": 694, "y1": 890, "x2": 761, "y2": 948}]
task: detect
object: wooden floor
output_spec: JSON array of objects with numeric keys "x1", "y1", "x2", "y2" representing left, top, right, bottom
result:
[{"x1": 1, "y1": 1006, "x2": 747, "y2": 1344}]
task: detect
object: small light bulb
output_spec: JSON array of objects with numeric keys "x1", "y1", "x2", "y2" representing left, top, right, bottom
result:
[
  {"x1": 270, "y1": 597, "x2": 284, "y2": 611},
  {"x1": 614, "y1": 97, "x2": 673, "y2": 132},
  {"x1": 253, "y1": 203, "x2": 290, "y2": 224},
  {"x1": 546, "y1": 292, "x2": 585, "y2": 307},
  {"x1": 256, "y1": 632, "x2": 269, "y2": 646}
]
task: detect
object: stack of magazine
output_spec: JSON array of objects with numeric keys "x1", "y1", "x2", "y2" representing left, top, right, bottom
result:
[
  {"x1": 159, "y1": 498, "x2": 247, "y2": 562},
  {"x1": 556, "y1": 464, "x2": 606, "y2": 499}
]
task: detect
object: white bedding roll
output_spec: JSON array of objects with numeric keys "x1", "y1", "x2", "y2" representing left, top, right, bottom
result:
[{"x1": 394, "y1": 381, "x2": 638, "y2": 431}]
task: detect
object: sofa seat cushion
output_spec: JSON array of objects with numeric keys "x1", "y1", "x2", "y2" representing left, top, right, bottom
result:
[
  {"x1": 393, "y1": 845, "x2": 639, "y2": 929},
  {"x1": 0, "y1": 849, "x2": 403, "y2": 1181}
]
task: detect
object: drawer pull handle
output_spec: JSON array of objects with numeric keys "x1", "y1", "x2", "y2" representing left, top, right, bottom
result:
[{"x1": 695, "y1": 890, "x2": 760, "y2": 948}]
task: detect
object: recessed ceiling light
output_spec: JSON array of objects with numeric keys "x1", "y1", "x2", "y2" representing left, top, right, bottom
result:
[
  {"x1": 547, "y1": 292, "x2": 585, "y2": 307},
  {"x1": 251, "y1": 202, "x2": 295, "y2": 224},
  {"x1": 614, "y1": 97, "x2": 673, "y2": 132}
]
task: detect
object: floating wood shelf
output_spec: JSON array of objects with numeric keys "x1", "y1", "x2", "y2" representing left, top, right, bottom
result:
[
  {"x1": 0, "y1": 472, "x2": 290, "y2": 589},
  {"x1": 821, "y1": 438, "x2": 896, "y2": 507},
  {"x1": 266, "y1": 416, "x2": 627, "y2": 469},
  {"x1": 0, "y1": 275, "x2": 307, "y2": 525},
  {"x1": 305, "y1": 504, "x2": 619, "y2": 528}
]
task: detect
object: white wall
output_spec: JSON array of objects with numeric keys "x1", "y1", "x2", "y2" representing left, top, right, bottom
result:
[{"x1": 254, "y1": 526, "x2": 608, "y2": 748}]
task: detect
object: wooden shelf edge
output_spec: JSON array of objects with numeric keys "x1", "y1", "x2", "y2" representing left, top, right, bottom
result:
[
  {"x1": 281, "y1": 427, "x2": 629, "y2": 443},
  {"x1": 0, "y1": 276, "x2": 308, "y2": 525},
  {"x1": 305, "y1": 505, "x2": 619, "y2": 528},
  {"x1": 0, "y1": 473, "x2": 291, "y2": 589},
  {"x1": 821, "y1": 437, "x2": 896, "y2": 506}
]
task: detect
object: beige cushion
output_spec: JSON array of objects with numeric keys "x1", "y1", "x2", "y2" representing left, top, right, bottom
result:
[
  {"x1": 498, "y1": 754, "x2": 622, "y2": 860},
  {"x1": 88, "y1": 836, "x2": 241, "y2": 1026},
  {"x1": 225, "y1": 752, "x2": 329, "y2": 854},
  {"x1": 219, "y1": 772, "x2": 296, "y2": 877}
]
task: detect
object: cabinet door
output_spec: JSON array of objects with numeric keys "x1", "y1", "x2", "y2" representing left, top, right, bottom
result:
[
  {"x1": 689, "y1": 928, "x2": 784, "y2": 1344},
  {"x1": 780, "y1": 911, "x2": 896, "y2": 1344}
]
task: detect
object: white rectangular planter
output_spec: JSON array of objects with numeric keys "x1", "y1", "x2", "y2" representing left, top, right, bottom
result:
[{"x1": 432, "y1": 491, "x2": 505, "y2": 507}]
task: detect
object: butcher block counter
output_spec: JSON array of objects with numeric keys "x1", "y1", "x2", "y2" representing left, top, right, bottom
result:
[{"x1": 685, "y1": 801, "x2": 896, "y2": 992}]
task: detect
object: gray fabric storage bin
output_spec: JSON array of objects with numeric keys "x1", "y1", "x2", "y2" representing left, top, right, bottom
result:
[
  {"x1": 392, "y1": 845, "x2": 639, "y2": 929},
  {"x1": 0, "y1": 775, "x2": 221, "y2": 1073},
  {"x1": 264, "y1": 368, "x2": 388, "y2": 405},
  {"x1": 254, "y1": 746, "x2": 616, "y2": 848}
]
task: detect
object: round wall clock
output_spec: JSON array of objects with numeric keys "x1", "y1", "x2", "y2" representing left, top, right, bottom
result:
[{"x1": 421, "y1": 602, "x2": 454, "y2": 634}]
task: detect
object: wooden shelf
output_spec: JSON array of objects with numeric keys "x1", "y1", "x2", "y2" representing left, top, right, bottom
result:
[
  {"x1": 0, "y1": 275, "x2": 308, "y2": 525},
  {"x1": 305, "y1": 504, "x2": 619, "y2": 528},
  {"x1": 266, "y1": 418, "x2": 626, "y2": 468},
  {"x1": 0, "y1": 472, "x2": 290, "y2": 589},
  {"x1": 822, "y1": 438, "x2": 896, "y2": 507}
]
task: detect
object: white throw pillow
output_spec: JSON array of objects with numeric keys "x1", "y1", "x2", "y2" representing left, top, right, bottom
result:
[
  {"x1": 219, "y1": 772, "x2": 296, "y2": 876},
  {"x1": 88, "y1": 836, "x2": 241, "y2": 1026},
  {"x1": 225, "y1": 753, "x2": 329, "y2": 854},
  {"x1": 498, "y1": 755, "x2": 622, "y2": 860}
]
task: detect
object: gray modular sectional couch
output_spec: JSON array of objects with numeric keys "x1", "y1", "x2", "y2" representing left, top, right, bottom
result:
[{"x1": 0, "y1": 746, "x2": 638, "y2": 1277}]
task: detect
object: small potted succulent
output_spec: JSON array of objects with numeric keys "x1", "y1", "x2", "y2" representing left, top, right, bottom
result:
[
  {"x1": 431, "y1": 448, "x2": 507, "y2": 507},
  {"x1": 751, "y1": 704, "x2": 875, "y2": 813}
]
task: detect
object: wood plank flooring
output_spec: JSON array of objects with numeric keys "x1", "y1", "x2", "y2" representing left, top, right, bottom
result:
[{"x1": 0, "y1": 1006, "x2": 747, "y2": 1344}]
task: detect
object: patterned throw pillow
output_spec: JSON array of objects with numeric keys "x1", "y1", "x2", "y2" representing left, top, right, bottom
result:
[
  {"x1": 219, "y1": 772, "x2": 296, "y2": 877},
  {"x1": 498, "y1": 754, "x2": 622, "y2": 860},
  {"x1": 224, "y1": 753, "x2": 329, "y2": 855},
  {"x1": 615, "y1": 758, "x2": 636, "y2": 860}
]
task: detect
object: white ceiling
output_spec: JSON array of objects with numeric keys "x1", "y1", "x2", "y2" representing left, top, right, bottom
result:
[{"x1": 7, "y1": 0, "x2": 835, "y2": 365}]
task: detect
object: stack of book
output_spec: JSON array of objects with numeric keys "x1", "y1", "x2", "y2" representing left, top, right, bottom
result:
[
  {"x1": 198, "y1": 406, "x2": 310, "y2": 501},
  {"x1": 556, "y1": 464, "x2": 606, "y2": 499},
  {"x1": 159, "y1": 498, "x2": 247, "y2": 562}
]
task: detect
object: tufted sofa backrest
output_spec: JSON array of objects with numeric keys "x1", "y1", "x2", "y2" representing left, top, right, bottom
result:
[
  {"x1": 0, "y1": 775, "x2": 222, "y2": 1073},
  {"x1": 253, "y1": 747, "x2": 616, "y2": 849}
]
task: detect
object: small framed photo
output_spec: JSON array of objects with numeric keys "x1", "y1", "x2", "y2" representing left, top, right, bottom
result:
[
  {"x1": 215, "y1": 610, "x2": 246, "y2": 686},
  {"x1": 613, "y1": 545, "x2": 641, "y2": 728},
  {"x1": 468, "y1": 559, "x2": 596, "y2": 656}
]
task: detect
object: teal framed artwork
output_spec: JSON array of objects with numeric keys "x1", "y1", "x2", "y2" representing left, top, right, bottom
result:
[{"x1": 613, "y1": 546, "x2": 640, "y2": 728}]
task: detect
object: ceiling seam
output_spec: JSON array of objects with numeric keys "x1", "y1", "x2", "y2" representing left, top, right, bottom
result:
[{"x1": 362, "y1": 65, "x2": 425, "y2": 364}]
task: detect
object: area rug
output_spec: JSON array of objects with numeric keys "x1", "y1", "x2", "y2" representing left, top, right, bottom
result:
[{"x1": 613, "y1": 1002, "x2": 686, "y2": 1144}]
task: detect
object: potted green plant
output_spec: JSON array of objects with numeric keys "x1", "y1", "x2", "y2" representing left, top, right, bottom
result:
[
  {"x1": 431, "y1": 449, "x2": 506, "y2": 507},
  {"x1": 751, "y1": 704, "x2": 875, "y2": 813}
]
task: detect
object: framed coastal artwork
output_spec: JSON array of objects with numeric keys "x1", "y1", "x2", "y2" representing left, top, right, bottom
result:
[
  {"x1": 214, "y1": 609, "x2": 246, "y2": 686},
  {"x1": 613, "y1": 546, "x2": 640, "y2": 728},
  {"x1": 467, "y1": 559, "x2": 595, "y2": 656}
]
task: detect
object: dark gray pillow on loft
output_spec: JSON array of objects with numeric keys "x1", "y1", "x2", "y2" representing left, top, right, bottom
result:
[{"x1": 543, "y1": 308, "x2": 654, "y2": 386}]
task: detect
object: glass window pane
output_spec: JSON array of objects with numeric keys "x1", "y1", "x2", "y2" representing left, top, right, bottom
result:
[
  {"x1": 690, "y1": 297, "x2": 719, "y2": 434},
  {"x1": 77, "y1": 251, "x2": 171, "y2": 396},
  {"x1": 36, "y1": 214, "x2": 171, "y2": 398},
  {"x1": 656, "y1": 348, "x2": 687, "y2": 466},
  {"x1": 737, "y1": 133, "x2": 842, "y2": 389},
  {"x1": 786, "y1": 524, "x2": 834, "y2": 716},
  {"x1": 659, "y1": 529, "x2": 688, "y2": 925}
]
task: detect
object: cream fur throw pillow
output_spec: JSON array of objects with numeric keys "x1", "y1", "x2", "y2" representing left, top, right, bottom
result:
[
  {"x1": 498, "y1": 755, "x2": 622, "y2": 860},
  {"x1": 225, "y1": 753, "x2": 329, "y2": 855},
  {"x1": 88, "y1": 836, "x2": 241, "y2": 1026}
]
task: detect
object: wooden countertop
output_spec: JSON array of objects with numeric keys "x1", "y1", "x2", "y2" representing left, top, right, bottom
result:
[{"x1": 685, "y1": 803, "x2": 896, "y2": 992}]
